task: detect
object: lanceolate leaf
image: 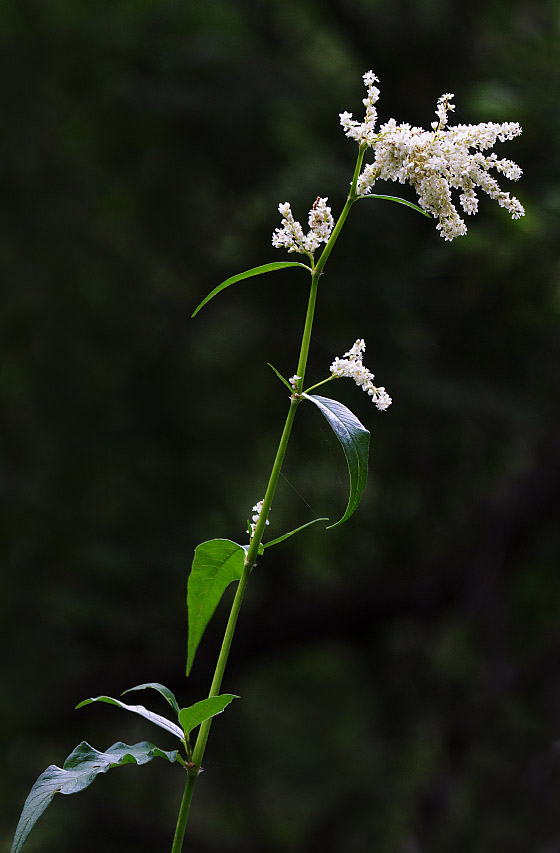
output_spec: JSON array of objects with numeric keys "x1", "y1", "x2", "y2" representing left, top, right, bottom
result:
[
  {"x1": 186, "y1": 539, "x2": 246, "y2": 676},
  {"x1": 178, "y1": 694, "x2": 239, "y2": 737},
  {"x1": 11, "y1": 741, "x2": 182, "y2": 853},
  {"x1": 263, "y1": 517, "x2": 329, "y2": 549},
  {"x1": 303, "y1": 394, "x2": 370, "y2": 528},
  {"x1": 121, "y1": 682, "x2": 180, "y2": 716},
  {"x1": 267, "y1": 362, "x2": 292, "y2": 391},
  {"x1": 191, "y1": 262, "x2": 311, "y2": 317},
  {"x1": 359, "y1": 193, "x2": 431, "y2": 218},
  {"x1": 76, "y1": 696, "x2": 185, "y2": 741}
]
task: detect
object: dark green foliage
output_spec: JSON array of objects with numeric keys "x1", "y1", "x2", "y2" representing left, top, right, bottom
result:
[
  {"x1": 303, "y1": 394, "x2": 370, "y2": 527},
  {"x1": 11, "y1": 742, "x2": 183, "y2": 853},
  {"x1": 76, "y1": 696, "x2": 185, "y2": 740}
]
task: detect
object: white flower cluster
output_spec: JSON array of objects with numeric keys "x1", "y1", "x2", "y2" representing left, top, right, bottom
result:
[
  {"x1": 340, "y1": 71, "x2": 525, "y2": 241},
  {"x1": 330, "y1": 339, "x2": 392, "y2": 411},
  {"x1": 272, "y1": 196, "x2": 334, "y2": 256},
  {"x1": 248, "y1": 499, "x2": 270, "y2": 538},
  {"x1": 289, "y1": 374, "x2": 301, "y2": 391},
  {"x1": 339, "y1": 70, "x2": 380, "y2": 146}
]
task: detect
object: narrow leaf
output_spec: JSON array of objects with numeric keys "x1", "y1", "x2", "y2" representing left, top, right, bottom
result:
[
  {"x1": 303, "y1": 394, "x2": 370, "y2": 528},
  {"x1": 192, "y1": 262, "x2": 311, "y2": 317},
  {"x1": 359, "y1": 193, "x2": 431, "y2": 218},
  {"x1": 76, "y1": 696, "x2": 184, "y2": 741},
  {"x1": 178, "y1": 694, "x2": 239, "y2": 737},
  {"x1": 267, "y1": 362, "x2": 292, "y2": 391},
  {"x1": 11, "y1": 741, "x2": 182, "y2": 853},
  {"x1": 121, "y1": 682, "x2": 180, "y2": 717},
  {"x1": 263, "y1": 518, "x2": 329, "y2": 549},
  {"x1": 187, "y1": 539, "x2": 246, "y2": 676}
]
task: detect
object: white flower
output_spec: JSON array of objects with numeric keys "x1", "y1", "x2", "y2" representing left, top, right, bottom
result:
[
  {"x1": 338, "y1": 70, "x2": 380, "y2": 146},
  {"x1": 330, "y1": 339, "x2": 392, "y2": 411},
  {"x1": 289, "y1": 375, "x2": 301, "y2": 391},
  {"x1": 248, "y1": 499, "x2": 270, "y2": 538},
  {"x1": 272, "y1": 197, "x2": 334, "y2": 256},
  {"x1": 341, "y1": 72, "x2": 524, "y2": 240}
]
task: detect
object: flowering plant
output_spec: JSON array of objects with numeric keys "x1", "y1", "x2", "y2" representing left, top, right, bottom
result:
[{"x1": 11, "y1": 70, "x2": 523, "y2": 853}]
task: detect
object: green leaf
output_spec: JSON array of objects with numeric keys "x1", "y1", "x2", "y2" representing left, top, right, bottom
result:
[
  {"x1": 263, "y1": 517, "x2": 329, "y2": 549},
  {"x1": 267, "y1": 362, "x2": 292, "y2": 391},
  {"x1": 302, "y1": 394, "x2": 370, "y2": 528},
  {"x1": 359, "y1": 193, "x2": 431, "y2": 218},
  {"x1": 11, "y1": 741, "x2": 182, "y2": 853},
  {"x1": 191, "y1": 262, "x2": 311, "y2": 317},
  {"x1": 178, "y1": 694, "x2": 239, "y2": 737},
  {"x1": 186, "y1": 539, "x2": 246, "y2": 676},
  {"x1": 121, "y1": 683, "x2": 180, "y2": 717},
  {"x1": 76, "y1": 696, "x2": 185, "y2": 741}
]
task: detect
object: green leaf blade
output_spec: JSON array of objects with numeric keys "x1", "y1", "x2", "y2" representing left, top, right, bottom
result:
[
  {"x1": 178, "y1": 694, "x2": 239, "y2": 737},
  {"x1": 267, "y1": 362, "x2": 292, "y2": 391},
  {"x1": 263, "y1": 517, "x2": 329, "y2": 549},
  {"x1": 186, "y1": 539, "x2": 246, "y2": 676},
  {"x1": 11, "y1": 741, "x2": 181, "y2": 853},
  {"x1": 303, "y1": 394, "x2": 370, "y2": 528},
  {"x1": 121, "y1": 682, "x2": 180, "y2": 716},
  {"x1": 75, "y1": 696, "x2": 185, "y2": 740},
  {"x1": 191, "y1": 262, "x2": 311, "y2": 317},
  {"x1": 359, "y1": 193, "x2": 431, "y2": 217}
]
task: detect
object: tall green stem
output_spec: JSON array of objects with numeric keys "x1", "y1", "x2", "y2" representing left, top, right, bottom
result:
[{"x1": 171, "y1": 147, "x2": 365, "y2": 851}]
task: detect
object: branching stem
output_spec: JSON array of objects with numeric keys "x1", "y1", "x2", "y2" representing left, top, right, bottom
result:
[{"x1": 171, "y1": 147, "x2": 365, "y2": 852}]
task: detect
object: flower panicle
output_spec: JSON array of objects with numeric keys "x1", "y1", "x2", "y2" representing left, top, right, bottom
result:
[
  {"x1": 271, "y1": 196, "x2": 334, "y2": 257},
  {"x1": 338, "y1": 70, "x2": 524, "y2": 241},
  {"x1": 330, "y1": 339, "x2": 392, "y2": 412}
]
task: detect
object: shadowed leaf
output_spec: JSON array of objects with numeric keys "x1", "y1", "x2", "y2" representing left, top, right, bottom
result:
[
  {"x1": 11, "y1": 741, "x2": 182, "y2": 853},
  {"x1": 121, "y1": 682, "x2": 180, "y2": 716},
  {"x1": 76, "y1": 696, "x2": 184, "y2": 740},
  {"x1": 303, "y1": 394, "x2": 370, "y2": 527}
]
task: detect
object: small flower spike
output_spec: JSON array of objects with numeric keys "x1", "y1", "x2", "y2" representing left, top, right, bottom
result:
[
  {"x1": 272, "y1": 197, "x2": 334, "y2": 256},
  {"x1": 330, "y1": 339, "x2": 392, "y2": 411},
  {"x1": 249, "y1": 499, "x2": 270, "y2": 538},
  {"x1": 339, "y1": 71, "x2": 524, "y2": 240}
]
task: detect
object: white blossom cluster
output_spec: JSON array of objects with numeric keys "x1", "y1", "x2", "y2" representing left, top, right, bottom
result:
[
  {"x1": 330, "y1": 339, "x2": 392, "y2": 411},
  {"x1": 271, "y1": 196, "x2": 334, "y2": 256},
  {"x1": 340, "y1": 71, "x2": 525, "y2": 241},
  {"x1": 339, "y1": 70, "x2": 381, "y2": 146},
  {"x1": 289, "y1": 374, "x2": 301, "y2": 391},
  {"x1": 248, "y1": 499, "x2": 270, "y2": 538}
]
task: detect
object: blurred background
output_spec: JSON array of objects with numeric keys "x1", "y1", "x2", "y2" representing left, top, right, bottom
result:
[{"x1": 1, "y1": 1, "x2": 559, "y2": 851}]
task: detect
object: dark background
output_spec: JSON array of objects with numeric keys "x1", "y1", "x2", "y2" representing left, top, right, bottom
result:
[{"x1": 1, "y1": 1, "x2": 559, "y2": 851}]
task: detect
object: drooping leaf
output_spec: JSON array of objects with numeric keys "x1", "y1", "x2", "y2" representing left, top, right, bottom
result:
[
  {"x1": 263, "y1": 517, "x2": 329, "y2": 549},
  {"x1": 191, "y1": 262, "x2": 311, "y2": 317},
  {"x1": 121, "y1": 682, "x2": 180, "y2": 717},
  {"x1": 267, "y1": 362, "x2": 292, "y2": 391},
  {"x1": 302, "y1": 394, "x2": 370, "y2": 527},
  {"x1": 76, "y1": 696, "x2": 184, "y2": 741},
  {"x1": 359, "y1": 193, "x2": 431, "y2": 218},
  {"x1": 186, "y1": 539, "x2": 246, "y2": 676},
  {"x1": 178, "y1": 694, "x2": 239, "y2": 737},
  {"x1": 11, "y1": 741, "x2": 182, "y2": 853}
]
